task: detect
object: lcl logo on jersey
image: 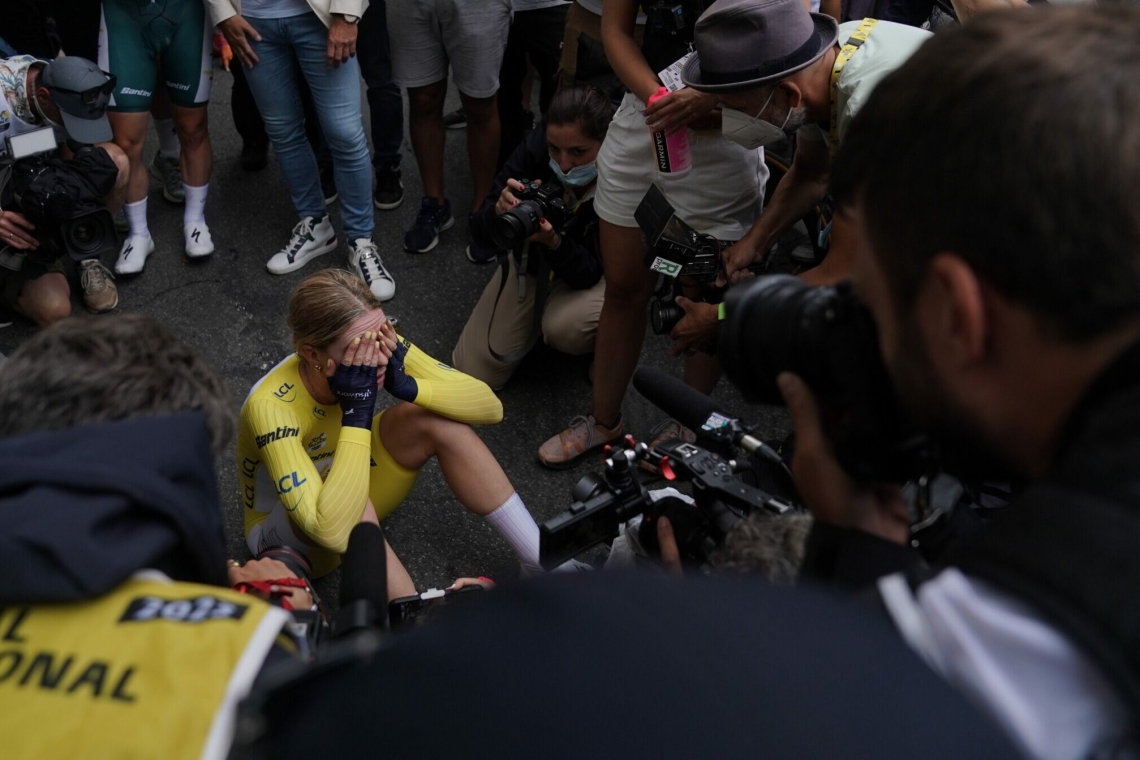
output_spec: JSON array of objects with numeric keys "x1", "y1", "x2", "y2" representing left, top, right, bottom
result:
[{"x1": 274, "y1": 382, "x2": 297, "y2": 402}]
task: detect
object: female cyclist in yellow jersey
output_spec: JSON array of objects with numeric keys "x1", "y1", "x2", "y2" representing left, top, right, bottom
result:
[{"x1": 237, "y1": 270, "x2": 543, "y2": 597}]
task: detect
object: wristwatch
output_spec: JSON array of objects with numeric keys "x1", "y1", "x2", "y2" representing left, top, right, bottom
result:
[{"x1": 337, "y1": 13, "x2": 360, "y2": 23}]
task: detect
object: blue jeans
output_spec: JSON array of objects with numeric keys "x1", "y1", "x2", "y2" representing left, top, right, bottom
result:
[{"x1": 244, "y1": 12, "x2": 374, "y2": 240}]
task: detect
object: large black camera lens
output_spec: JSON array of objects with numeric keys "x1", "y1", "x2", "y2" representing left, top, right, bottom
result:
[
  {"x1": 650, "y1": 299, "x2": 684, "y2": 335},
  {"x1": 718, "y1": 275, "x2": 931, "y2": 481},
  {"x1": 491, "y1": 200, "x2": 543, "y2": 251},
  {"x1": 719, "y1": 275, "x2": 863, "y2": 404},
  {"x1": 61, "y1": 208, "x2": 117, "y2": 261}
]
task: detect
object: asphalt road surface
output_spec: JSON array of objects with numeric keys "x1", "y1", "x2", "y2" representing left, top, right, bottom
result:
[{"x1": 0, "y1": 71, "x2": 789, "y2": 599}]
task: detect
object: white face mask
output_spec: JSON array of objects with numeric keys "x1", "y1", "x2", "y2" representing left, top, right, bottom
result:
[{"x1": 721, "y1": 88, "x2": 792, "y2": 150}]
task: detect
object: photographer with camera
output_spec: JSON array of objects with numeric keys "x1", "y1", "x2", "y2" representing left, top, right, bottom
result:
[
  {"x1": 712, "y1": 7, "x2": 1140, "y2": 754},
  {"x1": 663, "y1": 0, "x2": 931, "y2": 356},
  {"x1": 0, "y1": 55, "x2": 128, "y2": 321},
  {"x1": 452, "y1": 85, "x2": 612, "y2": 391},
  {"x1": 0, "y1": 315, "x2": 299, "y2": 757}
]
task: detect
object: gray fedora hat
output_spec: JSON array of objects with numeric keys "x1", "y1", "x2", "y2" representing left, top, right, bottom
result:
[{"x1": 682, "y1": 0, "x2": 839, "y2": 92}]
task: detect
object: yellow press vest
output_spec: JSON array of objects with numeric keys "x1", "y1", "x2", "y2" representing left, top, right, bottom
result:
[{"x1": 0, "y1": 572, "x2": 292, "y2": 760}]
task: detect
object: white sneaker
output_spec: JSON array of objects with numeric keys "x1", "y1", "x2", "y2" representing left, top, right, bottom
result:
[
  {"x1": 349, "y1": 238, "x2": 396, "y2": 301},
  {"x1": 184, "y1": 222, "x2": 214, "y2": 258},
  {"x1": 115, "y1": 233, "x2": 154, "y2": 275},
  {"x1": 266, "y1": 215, "x2": 337, "y2": 275}
]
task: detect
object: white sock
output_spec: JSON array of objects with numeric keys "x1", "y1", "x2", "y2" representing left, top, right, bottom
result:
[
  {"x1": 484, "y1": 492, "x2": 541, "y2": 569},
  {"x1": 125, "y1": 198, "x2": 149, "y2": 238},
  {"x1": 183, "y1": 183, "x2": 208, "y2": 226},
  {"x1": 154, "y1": 117, "x2": 179, "y2": 159}
]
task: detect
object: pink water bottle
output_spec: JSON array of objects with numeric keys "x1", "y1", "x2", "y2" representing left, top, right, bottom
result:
[{"x1": 648, "y1": 87, "x2": 691, "y2": 176}]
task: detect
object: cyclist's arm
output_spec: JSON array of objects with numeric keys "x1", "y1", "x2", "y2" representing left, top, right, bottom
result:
[
  {"x1": 401, "y1": 340, "x2": 504, "y2": 424},
  {"x1": 245, "y1": 399, "x2": 371, "y2": 554}
]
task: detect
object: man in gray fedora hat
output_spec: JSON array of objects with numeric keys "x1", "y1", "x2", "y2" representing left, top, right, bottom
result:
[{"x1": 684, "y1": 0, "x2": 930, "y2": 288}]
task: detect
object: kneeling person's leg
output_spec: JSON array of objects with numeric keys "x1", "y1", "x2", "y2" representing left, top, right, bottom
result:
[
  {"x1": 10, "y1": 268, "x2": 71, "y2": 326},
  {"x1": 541, "y1": 277, "x2": 605, "y2": 356},
  {"x1": 452, "y1": 258, "x2": 536, "y2": 390}
]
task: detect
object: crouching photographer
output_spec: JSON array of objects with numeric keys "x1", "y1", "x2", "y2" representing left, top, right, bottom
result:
[
  {"x1": 452, "y1": 85, "x2": 613, "y2": 391},
  {"x1": 716, "y1": 7, "x2": 1140, "y2": 755},
  {"x1": 0, "y1": 55, "x2": 128, "y2": 323}
]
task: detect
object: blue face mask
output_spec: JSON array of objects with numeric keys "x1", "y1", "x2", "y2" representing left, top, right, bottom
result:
[{"x1": 549, "y1": 158, "x2": 597, "y2": 188}]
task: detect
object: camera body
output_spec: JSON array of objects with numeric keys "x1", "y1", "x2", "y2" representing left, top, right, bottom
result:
[
  {"x1": 2, "y1": 128, "x2": 116, "y2": 266},
  {"x1": 539, "y1": 435, "x2": 796, "y2": 569},
  {"x1": 719, "y1": 274, "x2": 936, "y2": 482},
  {"x1": 636, "y1": 184, "x2": 721, "y2": 283},
  {"x1": 490, "y1": 179, "x2": 572, "y2": 251}
]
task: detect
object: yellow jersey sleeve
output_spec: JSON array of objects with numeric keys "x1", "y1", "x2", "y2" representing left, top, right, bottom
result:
[
  {"x1": 403, "y1": 339, "x2": 504, "y2": 424},
  {"x1": 243, "y1": 398, "x2": 372, "y2": 554}
]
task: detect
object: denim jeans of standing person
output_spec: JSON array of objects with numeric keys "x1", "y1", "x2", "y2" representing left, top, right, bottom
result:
[
  {"x1": 242, "y1": 11, "x2": 373, "y2": 240},
  {"x1": 357, "y1": 0, "x2": 403, "y2": 172}
]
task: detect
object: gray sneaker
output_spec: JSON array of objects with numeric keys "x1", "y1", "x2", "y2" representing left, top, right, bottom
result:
[
  {"x1": 350, "y1": 238, "x2": 396, "y2": 302},
  {"x1": 80, "y1": 259, "x2": 118, "y2": 313},
  {"x1": 149, "y1": 154, "x2": 184, "y2": 203}
]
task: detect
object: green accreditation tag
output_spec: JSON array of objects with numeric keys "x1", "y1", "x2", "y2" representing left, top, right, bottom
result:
[{"x1": 649, "y1": 257, "x2": 683, "y2": 277}]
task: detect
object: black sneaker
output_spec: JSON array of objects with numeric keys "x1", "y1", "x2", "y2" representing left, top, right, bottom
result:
[
  {"x1": 443, "y1": 107, "x2": 467, "y2": 130},
  {"x1": 241, "y1": 141, "x2": 268, "y2": 172},
  {"x1": 466, "y1": 234, "x2": 498, "y2": 264},
  {"x1": 403, "y1": 197, "x2": 454, "y2": 253},
  {"x1": 374, "y1": 166, "x2": 404, "y2": 210},
  {"x1": 320, "y1": 162, "x2": 338, "y2": 205}
]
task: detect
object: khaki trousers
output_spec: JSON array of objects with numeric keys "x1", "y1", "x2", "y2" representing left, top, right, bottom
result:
[{"x1": 452, "y1": 254, "x2": 606, "y2": 390}]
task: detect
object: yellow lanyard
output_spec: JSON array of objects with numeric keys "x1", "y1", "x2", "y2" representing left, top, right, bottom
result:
[{"x1": 829, "y1": 18, "x2": 878, "y2": 156}]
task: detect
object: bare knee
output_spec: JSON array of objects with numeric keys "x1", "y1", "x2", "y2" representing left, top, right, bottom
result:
[
  {"x1": 99, "y1": 143, "x2": 131, "y2": 188},
  {"x1": 18, "y1": 273, "x2": 71, "y2": 326},
  {"x1": 602, "y1": 274, "x2": 653, "y2": 311},
  {"x1": 408, "y1": 83, "x2": 446, "y2": 116},
  {"x1": 174, "y1": 110, "x2": 209, "y2": 150},
  {"x1": 459, "y1": 94, "x2": 497, "y2": 125}
]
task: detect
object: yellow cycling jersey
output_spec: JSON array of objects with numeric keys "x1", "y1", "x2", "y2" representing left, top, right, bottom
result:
[
  {"x1": 237, "y1": 339, "x2": 502, "y2": 571},
  {"x1": 0, "y1": 572, "x2": 291, "y2": 760}
]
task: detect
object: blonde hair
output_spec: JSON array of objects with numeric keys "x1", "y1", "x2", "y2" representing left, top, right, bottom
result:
[{"x1": 288, "y1": 269, "x2": 382, "y2": 354}]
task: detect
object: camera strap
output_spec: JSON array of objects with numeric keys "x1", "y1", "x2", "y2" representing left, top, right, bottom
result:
[
  {"x1": 486, "y1": 241, "x2": 552, "y2": 365},
  {"x1": 829, "y1": 18, "x2": 878, "y2": 157}
]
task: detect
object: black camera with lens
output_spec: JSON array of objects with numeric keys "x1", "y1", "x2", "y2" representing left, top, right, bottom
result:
[
  {"x1": 650, "y1": 298, "x2": 686, "y2": 335},
  {"x1": 490, "y1": 179, "x2": 571, "y2": 251},
  {"x1": 6, "y1": 155, "x2": 117, "y2": 265},
  {"x1": 719, "y1": 274, "x2": 936, "y2": 482},
  {"x1": 2, "y1": 128, "x2": 117, "y2": 266}
]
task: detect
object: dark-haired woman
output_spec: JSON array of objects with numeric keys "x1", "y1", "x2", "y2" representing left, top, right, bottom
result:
[{"x1": 452, "y1": 85, "x2": 614, "y2": 391}]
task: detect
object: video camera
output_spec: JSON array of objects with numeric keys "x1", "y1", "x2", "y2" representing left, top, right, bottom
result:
[
  {"x1": 490, "y1": 179, "x2": 572, "y2": 251},
  {"x1": 539, "y1": 367, "x2": 799, "y2": 569},
  {"x1": 719, "y1": 274, "x2": 936, "y2": 482},
  {"x1": 636, "y1": 183, "x2": 721, "y2": 285},
  {"x1": 2, "y1": 127, "x2": 117, "y2": 267},
  {"x1": 635, "y1": 184, "x2": 765, "y2": 336}
]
